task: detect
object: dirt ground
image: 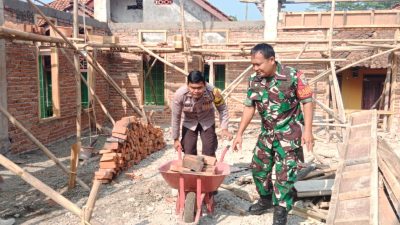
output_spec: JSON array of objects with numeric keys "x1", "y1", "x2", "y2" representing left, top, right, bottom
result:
[{"x1": 1, "y1": 123, "x2": 395, "y2": 225}]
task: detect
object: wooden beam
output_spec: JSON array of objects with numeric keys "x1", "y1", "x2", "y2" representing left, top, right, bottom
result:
[
  {"x1": 137, "y1": 44, "x2": 187, "y2": 76},
  {"x1": 179, "y1": 0, "x2": 189, "y2": 73},
  {"x1": 0, "y1": 104, "x2": 90, "y2": 190},
  {"x1": 313, "y1": 98, "x2": 345, "y2": 123},
  {"x1": 205, "y1": 58, "x2": 346, "y2": 63},
  {"x1": 0, "y1": 0, "x2": 9, "y2": 154},
  {"x1": 0, "y1": 154, "x2": 82, "y2": 217}
]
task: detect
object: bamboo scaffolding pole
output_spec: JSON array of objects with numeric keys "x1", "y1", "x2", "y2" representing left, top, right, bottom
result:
[
  {"x1": 221, "y1": 65, "x2": 252, "y2": 96},
  {"x1": 347, "y1": 42, "x2": 397, "y2": 49},
  {"x1": 26, "y1": 0, "x2": 145, "y2": 119},
  {"x1": 180, "y1": 0, "x2": 189, "y2": 73},
  {"x1": 84, "y1": 52, "x2": 145, "y2": 118},
  {"x1": 0, "y1": 26, "x2": 65, "y2": 44},
  {"x1": 310, "y1": 45, "x2": 400, "y2": 85},
  {"x1": 296, "y1": 42, "x2": 309, "y2": 59},
  {"x1": 68, "y1": 143, "x2": 79, "y2": 189},
  {"x1": 83, "y1": 180, "x2": 102, "y2": 222},
  {"x1": 382, "y1": 53, "x2": 393, "y2": 131},
  {"x1": 137, "y1": 44, "x2": 187, "y2": 76},
  {"x1": 0, "y1": 104, "x2": 90, "y2": 190},
  {"x1": 205, "y1": 58, "x2": 346, "y2": 63},
  {"x1": 71, "y1": 0, "x2": 82, "y2": 190},
  {"x1": 59, "y1": 48, "x2": 115, "y2": 125},
  {"x1": 313, "y1": 97, "x2": 345, "y2": 123},
  {"x1": 0, "y1": 154, "x2": 83, "y2": 217},
  {"x1": 209, "y1": 61, "x2": 215, "y2": 85}
]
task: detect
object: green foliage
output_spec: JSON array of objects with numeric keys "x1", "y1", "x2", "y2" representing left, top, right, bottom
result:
[{"x1": 308, "y1": 1, "x2": 400, "y2": 11}]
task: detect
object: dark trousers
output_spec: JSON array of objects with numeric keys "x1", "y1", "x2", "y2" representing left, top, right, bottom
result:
[{"x1": 181, "y1": 124, "x2": 218, "y2": 156}]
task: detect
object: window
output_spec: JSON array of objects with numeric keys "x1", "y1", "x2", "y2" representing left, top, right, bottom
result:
[
  {"x1": 139, "y1": 30, "x2": 167, "y2": 45},
  {"x1": 203, "y1": 64, "x2": 226, "y2": 90},
  {"x1": 200, "y1": 30, "x2": 228, "y2": 44},
  {"x1": 80, "y1": 57, "x2": 90, "y2": 109},
  {"x1": 38, "y1": 48, "x2": 60, "y2": 119},
  {"x1": 143, "y1": 56, "x2": 164, "y2": 105}
]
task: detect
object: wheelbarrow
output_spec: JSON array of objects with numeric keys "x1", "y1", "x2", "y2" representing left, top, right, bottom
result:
[{"x1": 159, "y1": 144, "x2": 231, "y2": 224}]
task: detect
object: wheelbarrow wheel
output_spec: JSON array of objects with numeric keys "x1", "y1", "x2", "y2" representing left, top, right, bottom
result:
[{"x1": 184, "y1": 192, "x2": 196, "y2": 223}]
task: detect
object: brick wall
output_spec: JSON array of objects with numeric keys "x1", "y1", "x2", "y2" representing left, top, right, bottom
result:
[{"x1": 3, "y1": 4, "x2": 110, "y2": 153}]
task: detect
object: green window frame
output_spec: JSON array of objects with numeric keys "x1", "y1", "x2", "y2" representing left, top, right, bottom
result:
[
  {"x1": 38, "y1": 55, "x2": 53, "y2": 118},
  {"x1": 203, "y1": 64, "x2": 226, "y2": 90},
  {"x1": 143, "y1": 57, "x2": 164, "y2": 105},
  {"x1": 81, "y1": 72, "x2": 89, "y2": 109}
]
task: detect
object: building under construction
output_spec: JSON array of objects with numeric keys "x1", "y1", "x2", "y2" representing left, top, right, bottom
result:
[{"x1": 0, "y1": 0, "x2": 399, "y2": 224}]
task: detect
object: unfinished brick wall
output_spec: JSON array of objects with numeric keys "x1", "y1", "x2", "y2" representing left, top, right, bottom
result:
[
  {"x1": 3, "y1": 3, "x2": 111, "y2": 153},
  {"x1": 6, "y1": 42, "x2": 110, "y2": 153}
]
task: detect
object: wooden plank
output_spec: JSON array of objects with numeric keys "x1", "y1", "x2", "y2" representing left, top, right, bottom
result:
[
  {"x1": 379, "y1": 179, "x2": 399, "y2": 225},
  {"x1": 338, "y1": 188, "x2": 370, "y2": 201},
  {"x1": 369, "y1": 110, "x2": 378, "y2": 225},
  {"x1": 68, "y1": 143, "x2": 79, "y2": 189}
]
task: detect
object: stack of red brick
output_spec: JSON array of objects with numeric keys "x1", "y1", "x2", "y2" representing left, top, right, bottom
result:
[
  {"x1": 95, "y1": 116, "x2": 166, "y2": 183},
  {"x1": 169, "y1": 154, "x2": 217, "y2": 175}
]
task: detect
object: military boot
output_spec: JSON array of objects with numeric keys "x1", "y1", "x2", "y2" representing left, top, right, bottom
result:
[
  {"x1": 272, "y1": 206, "x2": 288, "y2": 225},
  {"x1": 248, "y1": 196, "x2": 273, "y2": 215}
]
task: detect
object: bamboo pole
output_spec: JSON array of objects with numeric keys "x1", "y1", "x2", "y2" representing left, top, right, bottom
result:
[
  {"x1": 0, "y1": 104, "x2": 90, "y2": 190},
  {"x1": 68, "y1": 143, "x2": 79, "y2": 189},
  {"x1": 221, "y1": 65, "x2": 253, "y2": 96},
  {"x1": 313, "y1": 98, "x2": 345, "y2": 123},
  {"x1": 296, "y1": 42, "x2": 309, "y2": 59},
  {"x1": 310, "y1": 45, "x2": 400, "y2": 85},
  {"x1": 209, "y1": 61, "x2": 215, "y2": 85},
  {"x1": 0, "y1": 26, "x2": 65, "y2": 44},
  {"x1": 71, "y1": 0, "x2": 82, "y2": 191},
  {"x1": 137, "y1": 44, "x2": 187, "y2": 76},
  {"x1": 0, "y1": 154, "x2": 82, "y2": 216},
  {"x1": 59, "y1": 48, "x2": 115, "y2": 125},
  {"x1": 179, "y1": 0, "x2": 189, "y2": 73},
  {"x1": 382, "y1": 53, "x2": 393, "y2": 131},
  {"x1": 83, "y1": 180, "x2": 102, "y2": 222},
  {"x1": 26, "y1": 0, "x2": 144, "y2": 119},
  {"x1": 205, "y1": 58, "x2": 346, "y2": 63},
  {"x1": 84, "y1": 52, "x2": 145, "y2": 117}
]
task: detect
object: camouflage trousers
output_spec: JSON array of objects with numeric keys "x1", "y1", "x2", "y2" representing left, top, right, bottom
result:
[{"x1": 250, "y1": 137, "x2": 301, "y2": 211}]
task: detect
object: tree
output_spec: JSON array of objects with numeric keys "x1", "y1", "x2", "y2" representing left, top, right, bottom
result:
[{"x1": 308, "y1": 0, "x2": 400, "y2": 11}]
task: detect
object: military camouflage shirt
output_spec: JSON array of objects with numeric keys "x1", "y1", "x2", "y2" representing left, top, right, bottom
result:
[{"x1": 244, "y1": 62, "x2": 313, "y2": 146}]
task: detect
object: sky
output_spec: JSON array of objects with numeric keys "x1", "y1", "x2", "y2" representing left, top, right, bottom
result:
[{"x1": 38, "y1": 0, "x2": 310, "y2": 21}]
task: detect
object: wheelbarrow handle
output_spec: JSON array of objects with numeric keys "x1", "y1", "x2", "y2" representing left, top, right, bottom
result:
[
  {"x1": 177, "y1": 146, "x2": 183, "y2": 160},
  {"x1": 219, "y1": 143, "x2": 231, "y2": 163}
]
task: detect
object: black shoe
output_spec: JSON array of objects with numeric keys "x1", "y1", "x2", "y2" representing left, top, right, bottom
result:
[
  {"x1": 248, "y1": 197, "x2": 273, "y2": 215},
  {"x1": 272, "y1": 206, "x2": 288, "y2": 225}
]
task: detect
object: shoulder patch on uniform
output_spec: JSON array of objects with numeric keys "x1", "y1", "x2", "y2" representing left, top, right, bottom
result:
[{"x1": 213, "y1": 87, "x2": 225, "y2": 107}]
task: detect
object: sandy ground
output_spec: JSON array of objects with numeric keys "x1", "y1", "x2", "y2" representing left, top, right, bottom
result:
[{"x1": 2, "y1": 123, "x2": 396, "y2": 225}]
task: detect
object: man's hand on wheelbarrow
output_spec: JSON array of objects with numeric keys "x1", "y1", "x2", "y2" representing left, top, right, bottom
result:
[
  {"x1": 220, "y1": 129, "x2": 233, "y2": 141},
  {"x1": 231, "y1": 134, "x2": 243, "y2": 152},
  {"x1": 173, "y1": 139, "x2": 183, "y2": 151}
]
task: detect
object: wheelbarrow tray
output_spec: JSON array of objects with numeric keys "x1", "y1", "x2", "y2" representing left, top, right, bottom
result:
[{"x1": 159, "y1": 160, "x2": 230, "y2": 193}]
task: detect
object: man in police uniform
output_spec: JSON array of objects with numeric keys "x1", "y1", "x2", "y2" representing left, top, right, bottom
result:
[
  {"x1": 232, "y1": 43, "x2": 314, "y2": 225},
  {"x1": 172, "y1": 70, "x2": 232, "y2": 156}
]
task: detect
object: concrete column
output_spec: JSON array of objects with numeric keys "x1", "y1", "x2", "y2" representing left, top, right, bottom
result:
[
  {"x1": 0, "y1": 0, "x2": 10, "y2": 153},
  {"x1": 94, "y1": 0, "x2": 110, "y2": 23},
  {"x1": 263, "y1": 0, "x2": 278, "y2": 40}
]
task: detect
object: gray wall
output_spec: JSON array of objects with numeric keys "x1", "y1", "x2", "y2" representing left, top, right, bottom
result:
[{"x1": 110, "y1": 0, "x2": 220, "y2": 23}]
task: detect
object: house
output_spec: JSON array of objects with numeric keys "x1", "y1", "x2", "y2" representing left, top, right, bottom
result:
[{"x1": 47, "y1": 0, "x2": 231, "y2": 23}]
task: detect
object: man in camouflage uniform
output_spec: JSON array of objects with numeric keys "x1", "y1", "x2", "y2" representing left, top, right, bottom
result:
[{"x1": 232, "y1": 43, "x2": 314, "y2": 225}]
